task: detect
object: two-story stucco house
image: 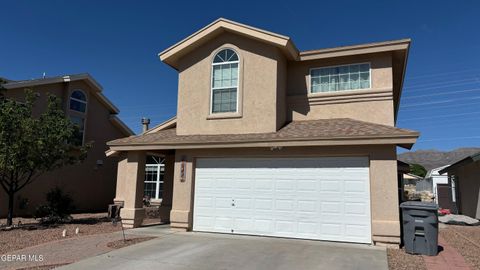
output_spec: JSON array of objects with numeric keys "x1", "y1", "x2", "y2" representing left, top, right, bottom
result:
[
  {"x1": 1, "y1": 73, "x2": 133, "y2": 217},
  {"x1": 107, "y1": 18, "x2": 419, "y2": 247}
]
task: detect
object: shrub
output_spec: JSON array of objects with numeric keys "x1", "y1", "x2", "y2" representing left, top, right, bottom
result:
[
  {"x1": 35, "y1": 187, "x2": 75, "y2": 224},
  {"x1": 17, "y1": 195, "x2": 29, "y2": 210}
]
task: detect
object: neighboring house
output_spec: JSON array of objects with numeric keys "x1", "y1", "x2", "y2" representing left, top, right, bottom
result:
[
  {"x1": 0, "y1": 73, "x2": 133, "y2": 216},
  {"x1": 439, "y1": 152, "x2": 480, "y2": 219},
  {"x1": 404, "y1": 173, "x2": 423, "y2": 190},
  {"x1": 423, "y1": 165, "x2": 454, "y2": 203},
  {"x1": 107, "y1": 18, "x2": 419, "y2": 247},
  {"x1": 397, "y1": 160, "x2": 424, "y2": 202},
  {"x1": 404, "y1": 173, "x2": 423, "y2": 182}
]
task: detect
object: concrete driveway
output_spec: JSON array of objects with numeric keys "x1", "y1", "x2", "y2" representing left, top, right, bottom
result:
[{"x1": 58, "y1": 226, "x2": 388, "y2": 270}]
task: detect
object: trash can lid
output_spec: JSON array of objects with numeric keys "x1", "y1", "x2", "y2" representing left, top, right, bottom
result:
[{"x1": 400, "y1": 201, "x2": 439, "y2": 210}]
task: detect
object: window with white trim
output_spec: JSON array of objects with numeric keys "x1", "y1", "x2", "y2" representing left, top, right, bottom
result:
[
  {"x1": 69, "y1": 90, "x2": 87, "y2": 113},
  {"x1": 144, "y1": 156, "x2": 165, "y2": 200},
  {"x1": 211, "y1": 48, "x2": 239, "y2": 113},
  {"x1": 310, "y1": 63, "x2": 370, "y2": 93}
]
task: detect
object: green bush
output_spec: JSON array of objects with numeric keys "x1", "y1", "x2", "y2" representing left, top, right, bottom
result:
[{"x1": 35, "y1": 187, "x2": 75, "y2": 224}]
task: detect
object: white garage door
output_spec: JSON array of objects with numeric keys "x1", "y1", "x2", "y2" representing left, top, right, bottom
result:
[{"x1": 193, "y1": 157, "x2": 371, "y2": 244}]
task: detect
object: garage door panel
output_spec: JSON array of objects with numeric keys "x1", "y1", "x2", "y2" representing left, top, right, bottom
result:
[
  {"x1": 298, "y1": 222, "x2": 317, "y2": 234},
  {"x1": 345, "y1": 224, "x2": 369, "y2": 235},
  {"x1": 234, "y1": 178, "x2": 252, "y2": 189},
  {"x1": 345, "y1": 202, "x2": 368, "y2": 215},
  {"x1": 254, "y1": 199, "x2": 273, "y2": 210},
  {"x1": 193, "y1": 157, "x2": 371, "y2": 244},
  {"x1": 254, "y1": 219, "x2": 273, "y2": 232},
  {"x1": 254, "y1": 179, "x2": 274, "y2": 190},
  {"x1": 321, "y1": 223, "x2": 343, "y2": 237},
  {"x1": 320, "y1": 180, "x2": 343, "y2": 192},
  {"x1": 321, "y1": 201, "x2": 344, "y2": 214},
  {"x1": 297, "y1": 200, "x2": 316, "y2": 212}
]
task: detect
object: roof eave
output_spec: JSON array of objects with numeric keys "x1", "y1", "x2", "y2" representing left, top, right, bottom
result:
[
  {"x1": 109, "y1": 115, "x2": 135, "y2": 136},
  {"x1": 107, "y1": 135, "x2": 418, "y2": 151},
  {"x1": 144, "y1": 116, "x2": 177, "y2": 134},
  {"x1": 439, "y1": 152, "x2": 480, "y2": 174},
  {"x1": 3, "y1": 73, "x2": 103, "y2": 91},
  {"x1": 394, "y1": 41, "x2": 411, "y2": 123},
  {"x1": 3, "y1": 73, "x2": 121, "y2": 114},
  {"x1": 299, "y1": 39, "x2": 411, "y2": 61}
]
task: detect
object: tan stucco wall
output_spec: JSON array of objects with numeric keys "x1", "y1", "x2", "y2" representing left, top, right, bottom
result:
[
  {"x1": 276, "y1": 51, "x2": 287, "y2": 130},
  {"x1": 451, "y1": 161, "x2": 480, "y2": 219},
  {"x1": 286, "y1": 53, "x2": 395, "y2": 126},
  {"x1": 176, "y1": 32, "x2": 286, "y2": 135},
  {"x1": 167, "y1": 145, "x2": 400, "y2": 245},
  {"x1": 173, "y1": 32, "x2": 397, "y2": 136},
  {"x1": 113, "y1": 151, "x2": 146, "y2": 227},
  {"x1": 113, "y1": 151, "x2": 175, "y2": 226},
  {"x1": 0, "y1": 81, "x2": 126, "y2": 217}
]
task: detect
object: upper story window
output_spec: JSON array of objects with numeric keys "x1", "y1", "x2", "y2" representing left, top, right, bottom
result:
[
  {"x1": 310, "y1": 63, "x2": 370, "y2": 93},
  {"x1": 211, "y1": 48, "x2": 239, "y2": 114},
  {"x1": 69, "y1": 90, "x2": 87, "y2": 113},
  {"x1": 69, "y1": 115, "x2": 85, "y2": 146},
  {"x1": 69, "y1": 90, "x2": 87, "y2": 146}
]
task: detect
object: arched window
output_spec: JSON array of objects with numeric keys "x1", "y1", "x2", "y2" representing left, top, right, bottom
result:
[
  {"x1": 211, "y1": 48, "x2": 239, "y2": 113},
  {"x1": 69, "y1": 90, "x2": 87, "y2": 113}
]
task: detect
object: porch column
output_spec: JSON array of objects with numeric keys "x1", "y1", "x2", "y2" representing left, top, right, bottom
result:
[
  {"x1": 114, "y1": 151, "x2": 146, "y2": 228},
  {"x1": 170, "y1": 150, "x2": 194, "y2": 230},
  {"x1": 370, "y1": 145, "x2": 401, "y2": 247},
  {"x1": 158, "y1": 153, "x2": 175, "y2": 222}
]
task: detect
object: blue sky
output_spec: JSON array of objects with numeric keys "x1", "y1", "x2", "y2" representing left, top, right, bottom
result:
[{"x1": 1, "y1": 1, "x2": 479, "y2": 152}]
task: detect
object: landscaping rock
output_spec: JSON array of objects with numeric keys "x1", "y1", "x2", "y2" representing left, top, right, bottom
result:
[{"x1": 439, "y1": 214, "x2": 480, "y2": 226}]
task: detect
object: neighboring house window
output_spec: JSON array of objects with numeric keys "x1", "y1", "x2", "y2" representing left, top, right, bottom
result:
[
  {"x1": 69, "y1": 90, "x2": 87, "y2": 113},
  {"x1": 144, "y1": 156, "x2": 165, "y2": 200},
  {"x1": 310, "y1": 63, "x2": 370, "y2": 93},
  {"x1": 69, "y1": 115, "x2": 85, "y2": 146},
  {"x1": 211, "y1": 48, "x2": 239, "y2": 113},
  {"x1": 69, "y1": 90, "x2": 87, "y2": 145}
]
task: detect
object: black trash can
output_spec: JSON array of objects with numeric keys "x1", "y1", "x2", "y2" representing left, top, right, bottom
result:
[{"x1": 400, "y1": 201, "x2": 439, "y2": 256}]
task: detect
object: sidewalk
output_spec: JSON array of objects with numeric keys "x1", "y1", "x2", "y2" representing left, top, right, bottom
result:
[{"x1": 423, "y1": 236, "x2": 471, "y2": 270}]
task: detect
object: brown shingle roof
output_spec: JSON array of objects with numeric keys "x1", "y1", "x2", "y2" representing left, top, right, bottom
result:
[{"x1": 108, "y1": 118, "x2": 419, "y2": 146}]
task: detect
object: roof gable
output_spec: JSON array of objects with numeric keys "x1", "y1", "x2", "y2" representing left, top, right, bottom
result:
[
  {"x1": 158, "y1": 18, "x2": 299, "y2": 69},
  {"x1": 3, "y1": 73, "x2": 119, "y2": 114},
  {"x1": 3, "y1": 73, "x2": 134, "y2": 136},
  {"x1": 144, "y1": 116, "x2": 177, "y2": 134}
]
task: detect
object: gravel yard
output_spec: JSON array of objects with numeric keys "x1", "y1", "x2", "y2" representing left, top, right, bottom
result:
[
  {"x1": 0, "y1": 213, "x2": 121, "y2": 254},
  {"x1": 387, "y1": 248, "x2": 427, "y2": 270},
  {"x1": 387, "y1": 224, "x2": 480, "y2": 270},
  {"x1": 440, "y1": 225, "x2": 480, "y2": 270}
]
